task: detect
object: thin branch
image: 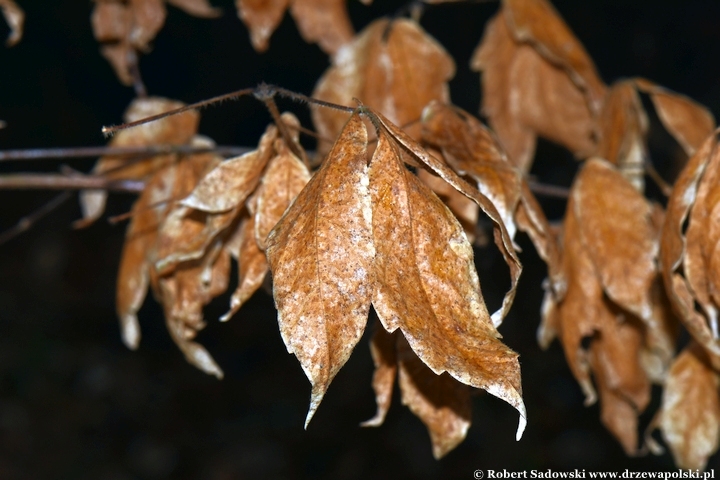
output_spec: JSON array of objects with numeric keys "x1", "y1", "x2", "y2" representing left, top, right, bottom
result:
[
  {"x1": 101, "y1": 87, "x2": 255, "y2": 136},
  {"x1": 526, "y1": 180, "x2": 570, "y2": 199},
  {"x1": 0, "y1": 174, "x2": 145, "y2": 192},
  {"x1": 0, "y1": 145, "x2": 252, "y2": 162},
  {"x1": 0, "y1": 192, "x2": 72, "y2": 246}
]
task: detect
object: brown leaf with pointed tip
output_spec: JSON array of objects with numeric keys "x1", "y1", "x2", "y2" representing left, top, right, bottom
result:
[
  {"x1": 574, "y1": 158, "x2": 657, "y2": 326},
  {"x1": 0, "y1": 0, "x2": 23, "y2": 46},
  {"x1": 416, "y1": 168, "x2": 479, "y2": 244},
  {"x1": 254, "y1": 138, "x2": 312, "y2": 250},
  {"x1": 155, "y1": 240, "x2": 230, "y2": 379},
  {"x1": 92, "y1": 0, "x2": 219, "y2": 84},
  {"x1": 590, "y1": 315, "x2": 651, "y2": 456},
  {"x1": 129, "y1": 0, "x2": 166, "y2": 51},
  {"x1": 290, "y1": 0, "x2": 353, "y2": 56},
  {"x1": 266, "y1": 113, "x2": 374, "y2": 427},
  {"x1": 220, "y1": 213, "x2": 269, "y2": 322},
  {"x1": 596, "y1": 81, "x2": 648, "y2": 191},
  {"x1": 635, "y1": 78, "x2": 716, "y2": 157},
  {"x1": 471, "y1": 13, "x2": 597, "y2": 171},
  {"x1": 553, "y1": 196, "x2": 603, "y2": 406},
  {"x1": 420, "y1": 101, "x2": 563, "y2": 293},
  {"x1": 79, "y1": 97, "x2": 200, "y2": 226},
  {"x1": 369, "y1": 127, "x2": 526, "y2": 440},
  {"x1": 502, "y1": 0, "x2": 606, "y2": 109},
  {"x1": 116, "y1": 150, "x2": 216, "y2": 351},
  {"x1": 649, "y1": 343, "x2": 720, "y2": 470},
  {"x1": 361, "y1": 324, "x2": 398, "y2": 428},
  {"x1": 235, "y1": 0, "x2": 289, "y2": 52},
  {"x1": 236, "y1": 0, "x2": 352, "y2": 54},
  {"x1": 421, "y1": 101, "x2": 521, "y2": 240},
  {"x1": 312, "y1": 18, "x2": 454, "y2": 154},
  {"x1": 182, "y1": 125, "x2": 277, "y2": 213},
  {"x1": 371, "y1": 108, "x2": 521, "y2": 328},
  {"x1": 396, "y1": 335, "x2": 472, "y2": 460},
  {"x1": 661, "y1": 132, "x2": 720, "y2": 367}
]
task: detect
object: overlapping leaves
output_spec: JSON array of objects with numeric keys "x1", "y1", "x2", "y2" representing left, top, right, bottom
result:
[{"x1": 91, "y1": 0, "x2": 220, "y2": 85}]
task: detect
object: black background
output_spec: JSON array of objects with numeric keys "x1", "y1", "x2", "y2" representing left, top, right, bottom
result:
[{"x1": 1, "y1": 1, "x2": 719, "y2": 478}]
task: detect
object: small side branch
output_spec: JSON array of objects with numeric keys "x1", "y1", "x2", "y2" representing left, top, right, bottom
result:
[
  {"x1": 0, "y1": 145, "x2": 252, "y2": 162},
  {"x1": 0, "y1": 174, "x2": 145, "y2": 192}
]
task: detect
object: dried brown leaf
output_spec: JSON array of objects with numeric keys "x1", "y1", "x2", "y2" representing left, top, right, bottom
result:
[
  {"x1": 254, "y1": 138, "x2": 312, "y2": 250},
  {"x1": 371, "y1": 109, "x2": 522, "y2": 328},
  {"x1": 650, "y1": 344, "x2": 720, "y2": 470},
  {"x1": 573, "y1": 158, "x2": 657, "y2": 325},
  {"x1": 79, "y1": 97, "x2": 200, "y2": 226},
  {"x1": 661, "y1": 132, "x2": 720, "y2": 367},
  {"x1": 312, "y1": 18, "x2": 454, "y2": 154},
  {"x1": 471, "y1": 13, "x2": 597, "y2": 171},
  {"x1": 635, "y1": 78, "x2": 716, "y2": 157},
  {"x1": 416, "y1": 167, "x2": 479, "y2": 244},
  {"x1": 235, "y1": 0, "x2": 289, "y2": 52},
  {"x1": 290, "y1": 0, "x2": 353, "y2": 56},
  {"x1": 0, "y1": 0, "x2": 24, "y2": 46},
  {"x1": 501, "y1": 0, "x2": 606, "y2": 109},
  {"x1": 369, "y1": 127, "x2": 526, "y2": 439},
  {"x1": 421, "y1": 101, "x2": 521, "y2": 239},
  {"x1": 553, "y1": 196, "x2": 604, "y2": 405},
  {"x1": 181, "y1": 124, "x2": 277, "y2": 213},
  {"x1": 596, "y1": 82, "x2": 648, "y2": 191},
  {"x1": 590, "y1": 316, "x2": 651, "y2": 456},
  {"x1": 220, "y1": 213, "x2": 269, "y2": 322},
  {"x1": 361, "y1": 324, "x2": 398, "y2": 428},
  {"x1": 236, "y1": 0, "x2": 352, "y2": 54},
  {"x1": 129, "y1": 0, "x2": 166, "y2": 51},
  {"x1": 116, "y1": 150, "x2": 216, "y2": 350},
  {"x1": 396, "y1": 335, "x2": 472, "y2": 460},
  {"x1": 155, "y1": 240, "x2": 230, "y2": 379},
  {"x1": 420, "y1": 102, "x2": 563, "y2": 293},
  {"x1": 265, "y1": 113, "x2": 374, "y2": 427},
  {"x1": 92, "y1": 0, "x2": 219, "y2": 84}
]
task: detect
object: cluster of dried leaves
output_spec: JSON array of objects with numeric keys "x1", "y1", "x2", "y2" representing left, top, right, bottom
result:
[
  {"x1": 90, "y1": 0, "x2": 367, "y2": 87},
  {"x1": 6, "y1": 0, "x2": 720, "y2": 468},
  {"x1": 474, "y1": 0, "x2": 720, "y2": 469}
]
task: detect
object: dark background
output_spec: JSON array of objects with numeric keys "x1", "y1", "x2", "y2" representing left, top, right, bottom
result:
[{"x1": 1, "y1": 1, "x2": 719, "y2": 478}]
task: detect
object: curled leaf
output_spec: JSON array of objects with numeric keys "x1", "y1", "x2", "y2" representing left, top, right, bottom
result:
[
  {"x1": 635, "y1": 78, "x2": 716, "y2": 157},
  {"x1": 661, "y1": 132, "x2": 720, "y2": 367},
  {"x1": 369, "y1": 127, "x2": 526, "y2": 440}
]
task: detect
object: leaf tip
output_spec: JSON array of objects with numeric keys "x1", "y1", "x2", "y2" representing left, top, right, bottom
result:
[{"x1": 120, "y1": 314, "x2": 141, "y2": 350}]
